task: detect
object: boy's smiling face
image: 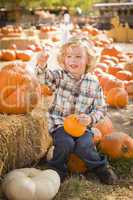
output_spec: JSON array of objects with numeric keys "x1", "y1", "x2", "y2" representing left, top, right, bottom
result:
[{"x1": 64, "y1": 45, "x2": 89, "y2": 79}]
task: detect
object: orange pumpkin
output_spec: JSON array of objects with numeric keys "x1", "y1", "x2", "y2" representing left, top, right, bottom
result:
[
  {"x1": 124, "y1": 60, "x2": 133, "y2": 73},
  {"x1": 124, "y1": 80, "x2": 133, "y2": 95},
  {"x1": 124, "y1": 80, "x2": 133, "y2": 100},
  {"x1": 94, "y1": 116, "x2": 113, "y2": 136},
  {"x1": 106, "y1": 87, "x2": 128, "y2": 108},
  {"x1": 16, "y1": 50, "x2": 33, "y2": 61},
  {"x1": 108, "y1": 64, "x2": 124, "y2": 76},
  {"x1": 101, "y1": 46, "x2": 121, "y2": 57},
  {"x1": 0, "y1": 62, "x2": 40, "y2": 114},
  {"x1": 103, "y1": 78, "x2": 124, "y2": 96},
  {"x1": 115, "y1": 70, "x2": 132, "y2": 81},
  {"x1": 100, "y1": 132, "x2": 133, "y2": 158},
  {"x1": 67, "y1": 153, "x2": 87, "y2": 173},
  {"x1": 64, "y1": 114, "x2": 86, "y2": 137},
  {"x1": 98, "y1": 73, "x2": 115, "y2": 89},
  {"x1": 1, "y1": 50, "x2": 16, "y2": 61}
]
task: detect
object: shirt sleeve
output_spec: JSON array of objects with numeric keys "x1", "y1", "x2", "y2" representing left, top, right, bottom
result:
[
  {"x1": 38, "y1": 68, "x2": 62, "y2": 92},
  {"x1": 89, "y1": 83, "x2": 107, "y2": 125}
]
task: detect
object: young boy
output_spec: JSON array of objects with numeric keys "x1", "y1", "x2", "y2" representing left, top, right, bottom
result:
[{"x1": 37, "y1": 37, "x2": 118, "y2": 185}]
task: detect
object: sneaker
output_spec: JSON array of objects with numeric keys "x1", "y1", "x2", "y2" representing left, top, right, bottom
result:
[{"x1": 93, "y1": 165, "x2": 118, "y2": 185}]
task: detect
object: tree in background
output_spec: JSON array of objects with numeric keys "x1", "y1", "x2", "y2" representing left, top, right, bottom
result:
[{"x1": 0, "y1": 0, "x2": 105, "y2": 13}]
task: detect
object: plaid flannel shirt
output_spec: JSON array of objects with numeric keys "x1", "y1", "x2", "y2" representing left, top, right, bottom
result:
[{"x1": 39, "y1": 69, "x2": 107, "y2": 133}]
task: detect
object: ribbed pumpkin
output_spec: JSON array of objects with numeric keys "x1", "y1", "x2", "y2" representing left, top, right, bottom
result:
[
  {"x1": 94, "y1": 116, "x2": 113, "y2": 136},
  {"x1": 115, "y1": 70, "x2": 132, "y2": 81},
  {"x1": 100, "y1": 132, "x2": 133, "y2": 158},
  {"x1": 124, "y1": 80, "x2": 133, "y2": 95},
  {"x1": 101, "y1": 46, "x2": 121, "y2": 57},
  {"x1": 124, "y1": 80, "x2": 133, "y2": 100},
  {"x1": 124, "y1": 61, "x2": 133, "y2": 73},
  {"x1": 16, "y1": 50, "x2": 33, "y2": 61},
  {"x1": 64, "y1": 114, "x2": 86, "y2": 137},
  {"x1": 98, "y1": 73, "x2": 115, "y2": 89},
  {"x1": 108, "y1": 64, "x2": 124, "y2": 76},
  {"x1": 103, "y1": 78, "x2": 124, "y2": 96},
  {"x1": 0, "y1": 62, "x2": 41, "y2": 114},
  {"x1": 106, "y1": 87, "x2": 128, "y2": 108},
  {"x1": 1, "y1": 50, "x2": 16, "y2": 61}
]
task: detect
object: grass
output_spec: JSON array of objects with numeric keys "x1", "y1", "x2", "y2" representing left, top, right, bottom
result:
[
  {"x1": 0, "y1": 158, "x2": 133, "y2": 200},
  {"x1": 54, "y1": 158, "x2": 133, "y2": 200}
]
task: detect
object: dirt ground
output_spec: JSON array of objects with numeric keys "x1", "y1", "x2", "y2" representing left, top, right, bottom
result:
[{"x1": 108, "y1": 103, "x2": 133, "y2": 137}]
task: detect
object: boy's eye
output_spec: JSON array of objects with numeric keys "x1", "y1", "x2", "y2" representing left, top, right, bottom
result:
[{"x1": 76, "y1": 55, "x2": 81, "y2": 58}]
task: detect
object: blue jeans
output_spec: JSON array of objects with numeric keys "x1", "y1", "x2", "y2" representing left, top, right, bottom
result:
[{"x1": 47, "y1": 127, "x2": 107, "y2": 177}]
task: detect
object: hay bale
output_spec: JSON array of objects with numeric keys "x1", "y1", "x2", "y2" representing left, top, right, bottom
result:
[{"x1": 0, "y1": 98, "x2": 52, "y2": 176}]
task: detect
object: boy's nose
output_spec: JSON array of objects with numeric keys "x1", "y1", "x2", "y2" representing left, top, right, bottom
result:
[{"x1": 70, "y1": 58, "x2": 76, "y2": 64}]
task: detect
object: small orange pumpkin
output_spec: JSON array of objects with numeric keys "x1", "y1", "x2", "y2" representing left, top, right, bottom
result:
[
  {"x1": 1, "y1": 50, "x2": 16, "y2": 61},
  {"x1": 101, "y1": 46, "x2": 121, "y2": 57},
  {"x1": 108, "y1": 64, "x2": 124, "y2": 76},
  {"x1": 94, "y1": 116, "x2": 113, "y2": 137},
  {"x1": 115, "y1": 70, "x2": 132, "y2": 81},
  {"x1": 124, "y1": 60, "x2": 133, "y2": 73},
  {"x1": 67, "y1": 153, "x2": 87, "y2": 173},
  {"x1": 106, "y1": 87, "x2": 128, "y2": 108},
  {"x1": 124, "y1": 80, "x2": 133, "y2": 95},
  {"x1": 103, "y1": 78, "x2": 124, "y2": 96},
  {"x1": 64, "y1": 114, "x2": 86, "y2": 137},
  {"x1": 16, "y1": 50, "x2": 33, "y2": 61}
]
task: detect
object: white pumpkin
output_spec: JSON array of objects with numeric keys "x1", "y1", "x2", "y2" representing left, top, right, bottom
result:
[{"x1": 2, "y1": 168, "x2": 60, "y2": 200}]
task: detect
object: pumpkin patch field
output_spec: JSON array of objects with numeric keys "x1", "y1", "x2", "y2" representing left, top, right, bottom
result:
[{"x1": 0, "y1": 27, "x2": 133, "y2": 199}]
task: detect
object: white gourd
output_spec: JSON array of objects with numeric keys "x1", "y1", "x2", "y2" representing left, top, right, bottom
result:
[{"x1": 2, "y1": 168, "x2": 60, "y2": 200}]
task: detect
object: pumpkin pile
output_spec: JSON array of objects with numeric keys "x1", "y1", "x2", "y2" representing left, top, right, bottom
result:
[
  {"x1": 93, "y1": 46, "x2": 133, "y2": 107},
  {"x1": 63, "y1": 114, "x2": 133, "y2": 173},
  {"x1": 0, "y1": 49, "x2": 34, "y2": 61},
  {"x1": 0, "y1": 25, "x2": 23, "y2": 38}
]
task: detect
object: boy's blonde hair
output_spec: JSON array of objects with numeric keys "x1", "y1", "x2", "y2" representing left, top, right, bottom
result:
[{"x1": 57, "y1": 36, "x2": 99, "y2": 73}]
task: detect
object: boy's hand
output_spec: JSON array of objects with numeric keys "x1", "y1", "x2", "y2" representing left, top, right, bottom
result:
[
  {"x1": 77, "y1": 114, "x2": 92, "y2": 126},
  {"x1": 36, "y1": 51, "x2": 49, "y2": 70}
]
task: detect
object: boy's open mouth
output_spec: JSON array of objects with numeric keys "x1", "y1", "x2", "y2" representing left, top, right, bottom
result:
[{"x1": 70, "y1": 65, "x2": 78, "y2": 69}]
